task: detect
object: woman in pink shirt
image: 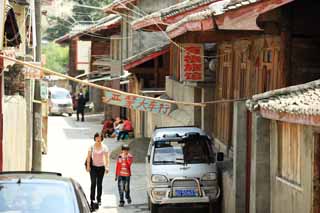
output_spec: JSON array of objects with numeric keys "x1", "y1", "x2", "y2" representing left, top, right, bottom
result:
[{"x1": 86, "y1": 133, "x2": 110, "y2": 208}]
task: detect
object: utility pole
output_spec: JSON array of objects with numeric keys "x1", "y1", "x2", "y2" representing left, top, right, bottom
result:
[{"x1": 32, "y1": 0, "x2": 42, "y2": 171}]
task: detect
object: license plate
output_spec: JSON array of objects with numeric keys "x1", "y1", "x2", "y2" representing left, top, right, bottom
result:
[{"x1": 175, "y1": 189, "x2": 197, "y2": 197}]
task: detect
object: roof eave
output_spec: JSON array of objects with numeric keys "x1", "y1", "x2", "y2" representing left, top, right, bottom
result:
[
  {"x1": 124, "y1": 47, "x2": 169, "y2": 70},
  {"x1": 260, "y1": 108, "x2": 320, "y2": 127}
]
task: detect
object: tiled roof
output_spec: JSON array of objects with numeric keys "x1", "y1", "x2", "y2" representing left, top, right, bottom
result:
[
  {"x1": 166, "y1": 0, "x2": 230, "y2": 33},
  {"x1": 224, "y1": 0, "x2": 261, "y2": 10},
  {"x1": 165, "y1": 0, "x2": 287, "y2": 36},
  {"x1": 55, "y1": 15, "x2": 121, "y2": 43},
  {"x1": 161, "y1": 0, "x2": 217, "y2": 18},
  {"x1": 132, "y1": 0, "x2": 217, "y2": 28},
  {"x1": 123, "y1": 43, "x2": 170, "y2": 69},
  {"x1": 246, "y1": 80, "x2": 320, "y2": 116}
]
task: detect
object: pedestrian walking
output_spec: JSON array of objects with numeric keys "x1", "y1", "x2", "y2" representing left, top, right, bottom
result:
[
  {"x1": 77, "y1": 92, "x2": 86, "y2": 122},
  {"x1": 86, "y1": 133, "x2": 110, "y2": 209},
  {"x1": 115, "y1": 144, "x2": 133, "y2": 207}
]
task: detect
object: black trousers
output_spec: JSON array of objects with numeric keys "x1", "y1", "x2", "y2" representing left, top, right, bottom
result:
[
  {"x1": 90, "y1": 166, "x2": 105, "y2": 202},
  {"x1": 77, "y1": 109, "x2": 84, "y2": 121}
]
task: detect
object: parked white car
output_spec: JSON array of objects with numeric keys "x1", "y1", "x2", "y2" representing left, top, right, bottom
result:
[
  {"x1": 48, "y1": 87, "x2": 73, "y2": 116},
  {"x1": 146, "y1": 126, "x2": 221, "y2": 213}
]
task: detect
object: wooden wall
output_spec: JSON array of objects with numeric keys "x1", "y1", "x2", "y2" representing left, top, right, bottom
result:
[
  {"x1": 68, "y1": 39, "x2": 78, "y2": 77},
  {"x1": 214, "y1": 36, "x2": 283, "y2": 147},
  {"x1": 90, "y1": 40, "x2": 110, "y2": 73}
]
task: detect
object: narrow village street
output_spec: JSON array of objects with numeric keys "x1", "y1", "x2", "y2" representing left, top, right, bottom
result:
[
  {"x1": 1, "y1": 0, "x2": 319, "y2": 213},
  {"x1": 42, "y1": 114, "x2": 149, "y2": 213}
]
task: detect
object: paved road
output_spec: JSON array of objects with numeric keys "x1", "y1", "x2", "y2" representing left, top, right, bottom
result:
[{"x1": 42, "y1": 114, "x2": 148, "y2": 213}]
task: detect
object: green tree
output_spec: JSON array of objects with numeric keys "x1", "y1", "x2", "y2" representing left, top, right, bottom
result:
[
  {"x1": 44, "y1": 0, "x2": 112, "y2": 41},
  {"x1": 42, "y1": 42, "x2": 69, "y2": 74}
]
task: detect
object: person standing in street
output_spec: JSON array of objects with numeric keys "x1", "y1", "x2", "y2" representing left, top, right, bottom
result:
[
  {"x1": 77, "y1": 92, "x2": 86, "y2": 122},
  {"x1": 86, "y1": 133, "x2": 110, "y2": 208},
  {"x1": 115, "y1": 144, "x2": 133, "y2": 207}
]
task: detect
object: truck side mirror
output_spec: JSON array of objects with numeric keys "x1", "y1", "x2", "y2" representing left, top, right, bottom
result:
[
  {"x1": 146, "y1": 155, "x2": 150, "y2": 163},
  {"x1": 217, "y1": 152, "x2": 224, "y2": 162}
]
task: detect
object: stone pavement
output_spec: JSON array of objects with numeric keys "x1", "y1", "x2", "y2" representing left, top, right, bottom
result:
[{"x1": 42, "y1": 114, "x2": 148, "y2": 213}]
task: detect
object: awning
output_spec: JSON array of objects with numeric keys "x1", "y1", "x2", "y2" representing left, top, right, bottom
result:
[
  {"x1": 88, "y1": 71, "x2": 131, "y2": 83},
  {"x1": 88, "y1": 76, "x2": 111, "y2": 83},
  {"x1": 124, "y1": 44, "x2": 169, "y2": 70},
  {"x1": 92, "y1": 57, "x2": 121, "y2": 67},
  {"x1": 54, "y1": 34, "x2": 71, "y2": 44}
]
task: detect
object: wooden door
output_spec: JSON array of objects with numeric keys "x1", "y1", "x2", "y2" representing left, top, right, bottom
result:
[{"x1": 313, "y1": 134, "x2": 320, "y2": 213}]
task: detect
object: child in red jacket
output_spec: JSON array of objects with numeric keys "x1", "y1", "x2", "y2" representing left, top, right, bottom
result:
[{"x1": 115, "y1": 144, "x2": 133, "y2": 207}]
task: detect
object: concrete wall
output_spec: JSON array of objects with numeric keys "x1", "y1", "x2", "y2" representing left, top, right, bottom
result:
[
  {"x1": 220, "y1": 160, "x2": 235, "y2": 213},
  {"x1": 269, "y1": 121, "x2": 313, "y2": 213},
  {"x1": 128, "y1": 0, "x2": 172, "y2": 56},
  {"x1": 232, "y1": 101, "x2": 248, "y2": 213},
  {"x1": 89, "y1": 86, "x2": 103, "y2": 112},
  {"x1": 144, "y1": 77, "x2": 202, "y2": 137},
  {"x1": 3, "y1": 95, "x2": 28, "y2": 171},
  {"x1": 138, "y1": 0, "x2": 177, "y2": 13},
  {"x1": 250, "y1": 114, "x2": 270, "y2": 213}
]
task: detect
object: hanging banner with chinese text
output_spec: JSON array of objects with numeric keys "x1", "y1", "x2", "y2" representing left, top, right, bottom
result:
[
  {"x1": 23, "y1": 62, "x2": 43, "y2": 79},
  {"x1": 181, "y1": 44, "x2": 204, "y2": 81},
  {"x1": 103, "y1": 91, "x2": 173, "y2": 115},
  {"x1": 1, "y1": 49, "x2": 16, "y2": 68}
]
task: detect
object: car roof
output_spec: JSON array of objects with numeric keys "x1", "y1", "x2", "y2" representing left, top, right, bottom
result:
[
  {"x1": 152, "y1": 126, "x2": 207, "y2": 141},
  {"x1": 48, "y1": 87, "x2": 70, "y2": 93},
  {"x1": 0, "y1": 171, "x2": 72, "y2": 183}
]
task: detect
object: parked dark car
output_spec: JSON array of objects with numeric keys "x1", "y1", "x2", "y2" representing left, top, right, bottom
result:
[{"x1": 0, "y1": 171, "x2": 92, "y2": 213}]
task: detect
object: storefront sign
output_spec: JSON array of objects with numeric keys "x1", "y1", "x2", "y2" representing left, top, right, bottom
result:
[
  {"x1": 181, "y1": 44, "x2": 204, "y2": 81},
  {"x1": 103, "y1": 91, "x2": 172, "y2": 115},
  {"x1": 23, "y1": 62, "x2": 43, "y2": 79}
]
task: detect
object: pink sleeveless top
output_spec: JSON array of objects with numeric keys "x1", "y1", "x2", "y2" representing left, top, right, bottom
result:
[{"x1": 90, "y1": 144, "x2": 109, "y2": 167}]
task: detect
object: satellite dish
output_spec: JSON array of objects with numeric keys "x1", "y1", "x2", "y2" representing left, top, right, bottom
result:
[{"x1": 209, "y1": 59, "x2": 217, "y2": 72}]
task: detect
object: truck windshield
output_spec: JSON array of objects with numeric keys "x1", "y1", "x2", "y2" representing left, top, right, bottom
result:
[
  {"x1": 153, "y1": 136, "x2": 215, "y2": 165},
  {"x1": 51, "y1": 91, "x2": 71, "y2": 99}
]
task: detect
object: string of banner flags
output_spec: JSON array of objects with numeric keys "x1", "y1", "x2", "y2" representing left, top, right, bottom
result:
[{"x1": 0, "y1": 55, "x2": 248, "y2": 115}]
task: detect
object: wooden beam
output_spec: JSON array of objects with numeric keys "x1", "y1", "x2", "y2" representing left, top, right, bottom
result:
[{"x1": 175, "y1": 30, "x2": 263, "y2": 43}]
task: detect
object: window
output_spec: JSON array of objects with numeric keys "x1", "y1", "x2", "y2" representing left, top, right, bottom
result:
[
  {"x1": 278, "y1": 122, "x2": 301, "y2": 185},
  {"x1": 153, "y1": 137, "x2": 214, "y2": 165},
  {"x1": 263, "y1": 50, "x2": 272, "y2": 63},
  {"x1": 239, "y1": 52, "x2": 248, "y2": 97}
]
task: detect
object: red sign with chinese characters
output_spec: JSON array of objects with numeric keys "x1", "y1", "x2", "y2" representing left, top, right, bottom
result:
[{"x1": 181, "y1": 44, "x2": 204, "y2": 81}]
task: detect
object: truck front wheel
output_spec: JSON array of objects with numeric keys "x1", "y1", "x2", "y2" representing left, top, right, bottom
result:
[
  {"x1": 148, "y1": 195, "x2": 159, "y2": 213},
  {"x1": 151, "y1": 203, "x2": 159, "y2": 213}
]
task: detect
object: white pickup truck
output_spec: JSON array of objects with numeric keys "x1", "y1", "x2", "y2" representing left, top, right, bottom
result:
[{"x1": 146, "y1": 126, "x2": 221, "y2": 213}]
